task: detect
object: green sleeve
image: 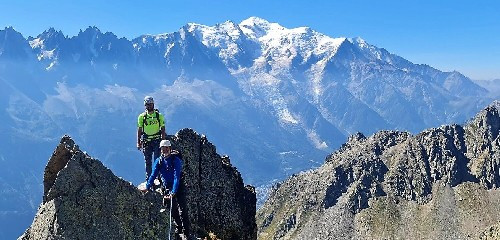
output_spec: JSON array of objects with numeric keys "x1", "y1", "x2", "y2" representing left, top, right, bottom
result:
[{"x1": 137, "y1": 114, "x2": 144, "y2": 128}]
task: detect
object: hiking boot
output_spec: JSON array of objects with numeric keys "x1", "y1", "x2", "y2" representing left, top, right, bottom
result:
[{"x1": 175, "y1": 233, "x2": 188, "y2": 240}]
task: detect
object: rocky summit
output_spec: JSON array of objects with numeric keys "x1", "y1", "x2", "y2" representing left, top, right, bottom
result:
[
  {"x1": 20, "y1": 128, "x2": 256, "y2": 240},
  {"x1": 257, "y1": 101, "x2": 500, "y2": 240}
]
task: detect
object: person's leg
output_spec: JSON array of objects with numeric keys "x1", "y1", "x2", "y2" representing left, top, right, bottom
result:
[
  {"x1": 152, "y1": 139, "x2": 161, "y2": 161},
  {"x1": 143, "y1": 141, "x2": 153, "y2": 181},
  {"x1": 176, "y1": 182, "x2": 190, "y2": 236},
  {"x1": 152, "y1": 139, "x2": 162, "y2": 189},
  {"x1": 171, "y1": 196, "x2": 184, "y2": 235},
  {"x1": 162, "y1": 180, "x2": 185, "y2": 236}
]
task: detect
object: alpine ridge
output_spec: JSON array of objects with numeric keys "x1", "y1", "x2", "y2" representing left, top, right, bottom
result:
[{"x1": 257, "y1": 101, "x2": 500, "y2": 239}]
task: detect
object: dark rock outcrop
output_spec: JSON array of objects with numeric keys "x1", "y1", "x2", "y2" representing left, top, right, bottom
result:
[
  {"x1": 257, "y1": 101, "x2": 500, "y2": 240},
  {"x1": 20, "y1": 128, "x2": 256, "y2": 240},
  {"x1": 20, "y1": 136, "x2": 168, "y2": 239},
  {"x1": 170, "y1": 129, "x2": 257, "y2": 239}
]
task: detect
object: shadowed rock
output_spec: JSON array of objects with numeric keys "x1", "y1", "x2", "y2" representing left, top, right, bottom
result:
[{"x1": 170, "y1": 129, "x2": 257, "y2": 239}]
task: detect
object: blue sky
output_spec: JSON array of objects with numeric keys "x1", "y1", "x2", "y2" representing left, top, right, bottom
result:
[{"x1": 1, "y1": 0, "x2": 499, "y2": 80}]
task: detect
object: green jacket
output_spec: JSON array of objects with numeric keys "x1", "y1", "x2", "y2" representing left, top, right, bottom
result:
[{"x1": 137, "y1": 110, "x2": 165, "y2": 140}]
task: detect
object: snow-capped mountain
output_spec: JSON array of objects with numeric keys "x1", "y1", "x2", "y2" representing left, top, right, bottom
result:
[{"x1": 0, "y1": 17, "x2": 493, "y2": 238}]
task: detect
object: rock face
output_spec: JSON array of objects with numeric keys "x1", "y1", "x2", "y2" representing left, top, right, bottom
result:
[
  {"x1": 171, "y1": 129, "x2": 257, "y2": 239},
  {"x1": 257, "y1": 102, "x2": 500, "y2": 240},
  {"x1": 20, "y1": 128, "x2": 256, "y2": 240}
]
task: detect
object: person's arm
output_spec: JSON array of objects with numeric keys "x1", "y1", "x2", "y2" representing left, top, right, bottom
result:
[
  {"x1": 137, "y1": 114, "x2": 143, "y2": 150},
  {"x1": 145, "y1": 158, "x2": 161, "y2": 190},
  {"x1": 160, "y1": 114, "x2": 166, "y2": 140},
  {"x1": 161, "y1": 126, "x2": 166, "y2": 140},
  {"x1": 171, "y1": 157, "x2": 182, "y2": 195},
  {"x1": 137, "y1": 127, "x2": 143, "y2": 150}
]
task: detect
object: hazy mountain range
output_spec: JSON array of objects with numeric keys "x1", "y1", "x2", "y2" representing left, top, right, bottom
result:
[
  {"x1": 473, "y1": 79, "x2": 500, "y2": 98},
  {"x1": 0, "y1": 17, "x2": 495, "y2": 238}
]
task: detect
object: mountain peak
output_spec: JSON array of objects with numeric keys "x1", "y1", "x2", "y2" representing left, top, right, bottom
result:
[
  {"x1": 239, "y1": 17, "x2": 283, "y2": 38},
  {"x1": 3, "y1": 26, "x2": 18, "y2": 33},
  {"x1": 44, "y1": 27, "x2": 58, "y2": 34},
  {"x1": 38, "y1": 27, "x2": 65, "y2": 40},
  {"x1": 216, "y1": 20, "x2": 241, "y2": 33},
  {"x1": 467, "y1": 100, "x2": 500, "y2": 142},
  {"x1": 1, "y1": 26, "x2": 24, "y2": 38},
  {"x1": 78, "y1": 26, "x2": 102, "y2": 36},
  {"x1": 240, "y1": 16, "x2": 272, "y2": 27},
  {"x1": 219, "y1": 20, "x2": 238, "y2": 27},
  {"x1": 493, "y1": 100, "x2": 500, "y2": 109},
  {"x1": 348, "y1": 36, "x2": 367, "y2": 45},
  {"x1": 185, "y1": 22, "x2": 205, "y2": 30}
]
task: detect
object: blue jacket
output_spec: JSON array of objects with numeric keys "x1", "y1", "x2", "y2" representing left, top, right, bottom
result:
[{"x1": 146, "y1": 154, "x2": 182, "y2": 194}]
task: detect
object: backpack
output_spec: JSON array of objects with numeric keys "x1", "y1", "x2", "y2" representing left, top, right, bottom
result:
[
  {"x1": 142, "y1": 109, "x2": 161, "y2": 139},
  {"x1": 171, "y1": 149, "x2": 183, "y2": 160}
]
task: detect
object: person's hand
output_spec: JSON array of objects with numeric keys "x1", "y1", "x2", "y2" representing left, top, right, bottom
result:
[
  {"x1": 137, "y1": 140, "x2": 142, "y2": 150},
  {"x1": 163, "y1": 193, "x2": 175, "y2": 200}
]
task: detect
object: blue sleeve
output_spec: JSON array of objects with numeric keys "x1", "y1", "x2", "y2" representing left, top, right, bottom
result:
[
  {"x1": 171, "y1": 157, "x2": 182, "y2": 194},
  {"x1": 146, "y1": 157, "x2": 161, "y2": 190}
]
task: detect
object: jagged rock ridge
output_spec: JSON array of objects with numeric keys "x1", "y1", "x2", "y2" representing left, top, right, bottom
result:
[
  {"x1": 257, "y1": 102, "x2": 500, "y2": 240},
  {"x1": 20, "y1": 128, "x2": 256, "y2": 240},
  {"x1": 172, "y1": 129, "x2": 257, "y2": 239}
]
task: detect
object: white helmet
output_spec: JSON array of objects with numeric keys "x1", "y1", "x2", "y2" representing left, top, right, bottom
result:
[
  {"x1": 144, "y1": 96, "x2": 154, "y2": 105},
  {"x1": 159, "y1": 140, "x2": 171, "y2": 148}
]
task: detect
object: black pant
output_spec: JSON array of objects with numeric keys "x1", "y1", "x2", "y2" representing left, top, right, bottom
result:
[
  {"x1": 164, "y1": 183, "x2": 190, "y2": 237},
  {"x1": 143, "y1": 139, "x2": 160, "y2": 181}
]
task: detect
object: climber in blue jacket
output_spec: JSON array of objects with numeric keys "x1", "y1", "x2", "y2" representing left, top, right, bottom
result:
[
  {"x1": 145, "y1": 139, "x2": 182, "y2": 196},
  {"x1": 141, "y1": 139, "x2": 188, "y2": 237}
]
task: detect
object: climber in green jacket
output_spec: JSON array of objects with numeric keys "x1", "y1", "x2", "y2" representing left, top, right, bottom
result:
[{"x1": 137, "y1": 96, "x2": 166, "y2": 181}]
